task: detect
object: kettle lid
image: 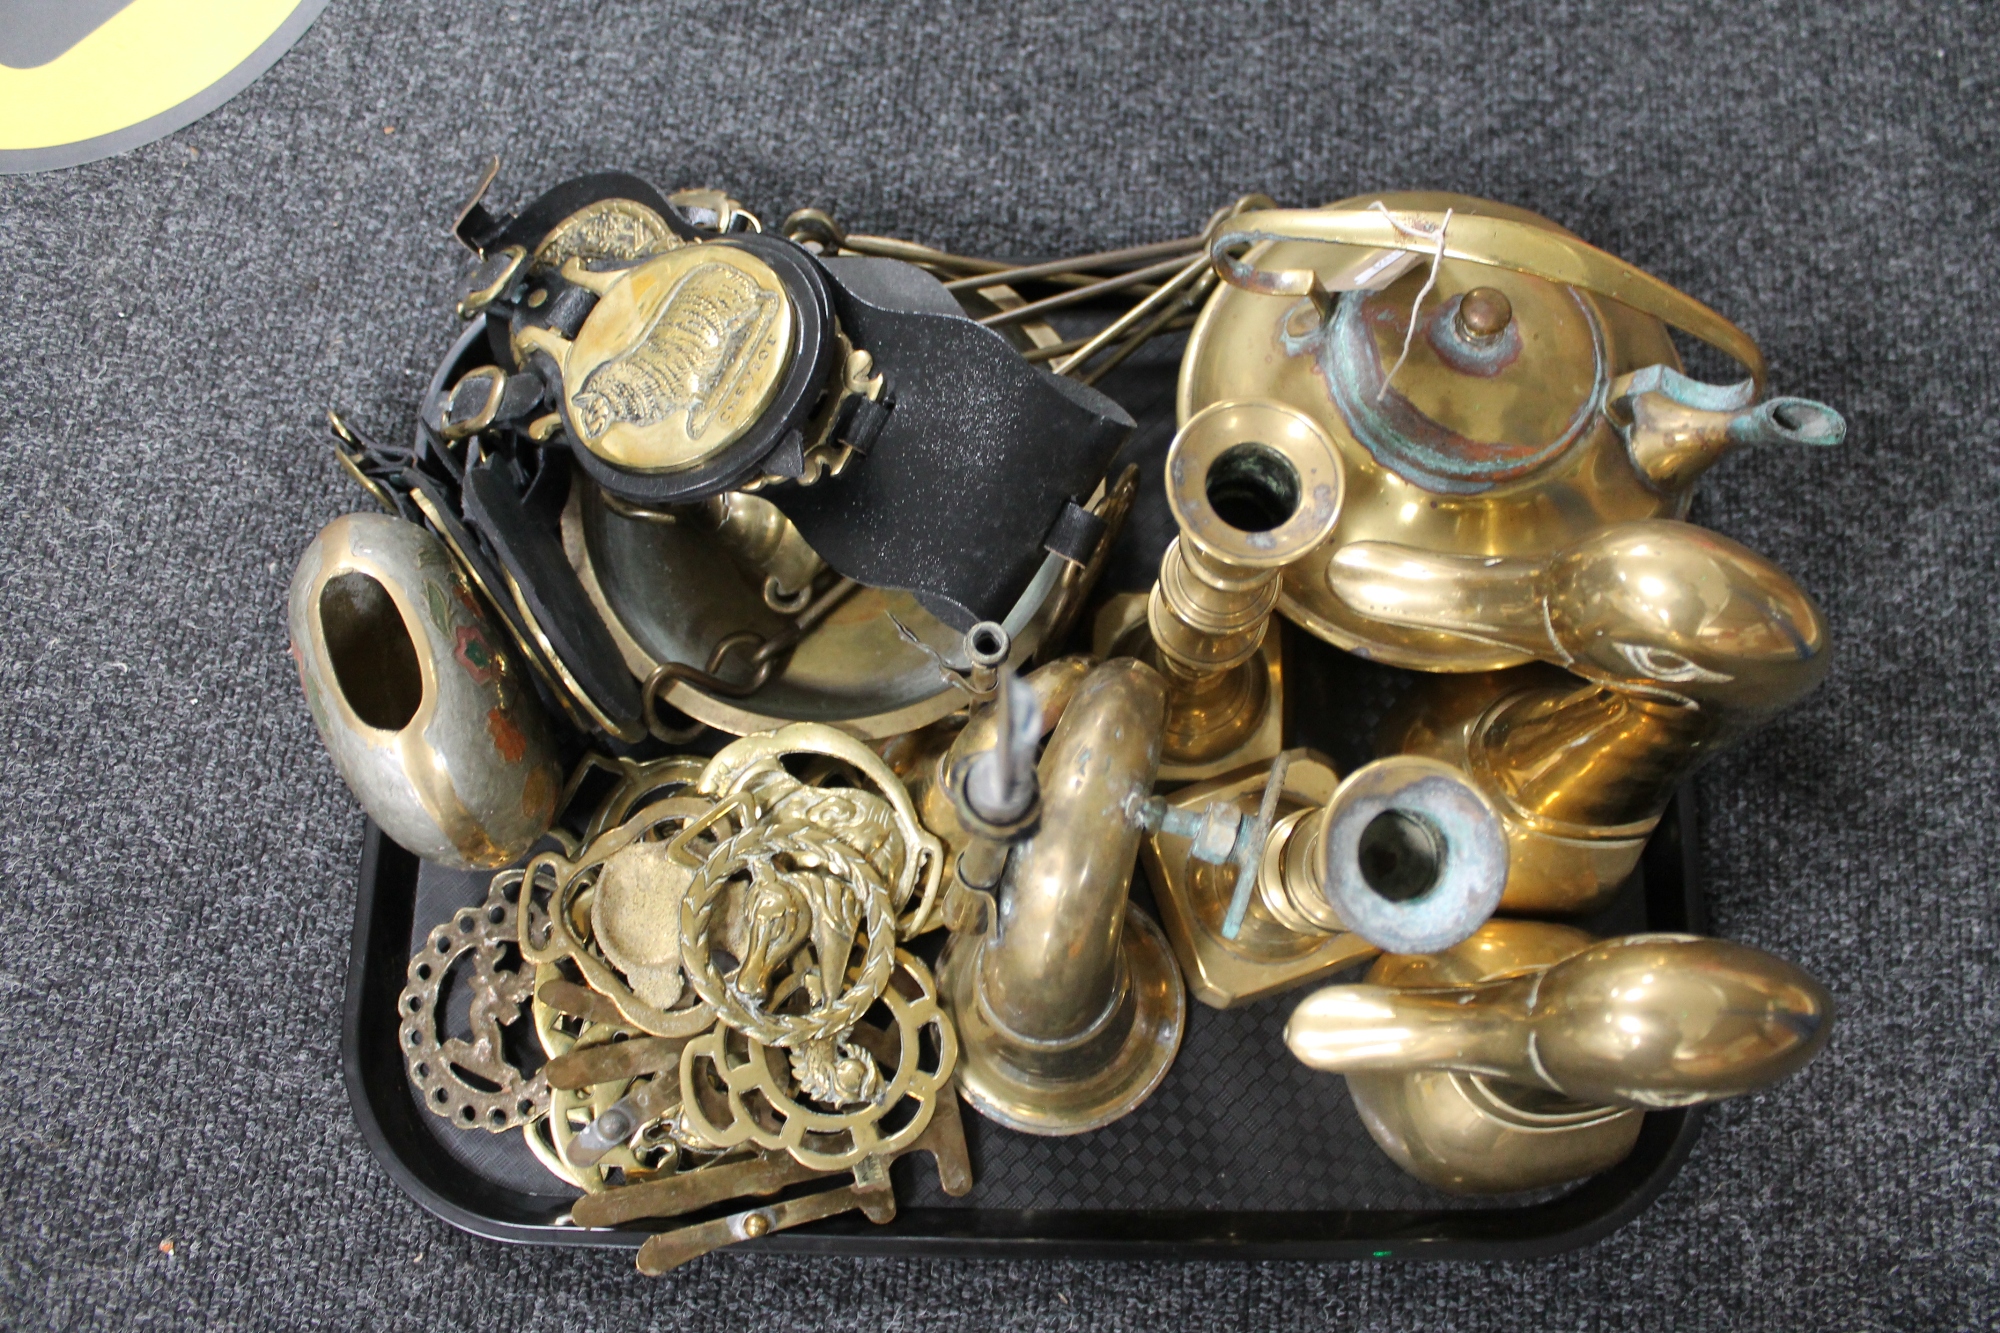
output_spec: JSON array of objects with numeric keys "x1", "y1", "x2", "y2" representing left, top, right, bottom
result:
[{"x1": 1314, "y1": 260, "x2": 1610, "y2": 495}]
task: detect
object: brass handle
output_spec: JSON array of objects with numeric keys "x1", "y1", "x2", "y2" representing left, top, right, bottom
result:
[{"x1": 1210, "y1": 205, "x2": 1767, "y2": 396}]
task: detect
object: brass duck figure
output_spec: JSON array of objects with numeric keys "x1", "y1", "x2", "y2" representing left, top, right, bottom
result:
[{"x1": 1285, "y1": 920, "x2": 1834, "y2": 1193}]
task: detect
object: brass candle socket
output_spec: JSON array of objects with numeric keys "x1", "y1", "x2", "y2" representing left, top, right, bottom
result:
[
  {"x1": 938, "y1": 659, "x2": 1186, "y2": 1135},
  {"x1": 1146, "y1": 399, "x2": 1342, "y2": 767},
  {"x1": 1284, "y1": 920, "x2": 1834, "y2": 1194},
  {"x1": 1143, "y1": 753, "x2": 1508, "y2": 1008}
]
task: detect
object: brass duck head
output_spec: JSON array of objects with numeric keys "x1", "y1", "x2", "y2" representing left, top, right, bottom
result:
[{"x1": 1328, "y1": 517, "x2": 1831, "y2": 725}]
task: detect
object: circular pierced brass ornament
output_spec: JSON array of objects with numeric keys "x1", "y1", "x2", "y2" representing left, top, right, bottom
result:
[
  {"x1": 518, "y1": 797, "x2": 727, "y2": 1039},
  {"x1": 579, "y1": 754, "x2": 710, "y2": 842},
  {"x1": 679, "y1": 951, "x2": 956, "y2": 1171},
  {"x1": 399, "y1": 874, "x2": 549, "y2": 1134},
  {"x1": 528, "y1": 1002, "x2": 689, "y2": 1192},
  {"x1": 698, "y1": 724, "x2": 946, "y2": 937},
  {"x1": 678, "y1": 817, "x2": 899, "y2": 1049}
]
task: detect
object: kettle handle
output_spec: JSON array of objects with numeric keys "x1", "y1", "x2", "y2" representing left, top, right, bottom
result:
[{"x1": 1210, "y1": 206, "x2": 1767, "y2": 397}]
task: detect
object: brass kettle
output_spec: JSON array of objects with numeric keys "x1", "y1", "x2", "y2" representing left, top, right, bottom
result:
[{"x1": 1181, "y1": 192, "x2": 1844, "y2": 671}]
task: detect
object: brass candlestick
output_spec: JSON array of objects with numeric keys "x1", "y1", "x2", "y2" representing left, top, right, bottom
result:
[{"x1": 1147, "y1": 399, "x2": 1342, "y2": 767}]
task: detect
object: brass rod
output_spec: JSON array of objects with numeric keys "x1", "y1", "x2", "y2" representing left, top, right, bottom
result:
[
  {"x1": 1020, "y1": 314, "x2": 1197, "y2": 364},
  {"x1": 1052, "y1": 252, "x2": 1210, "y2": 375},
  {"x1": 1019, "y1": 332, "x2": 1096, "y2": 364},
  {"x1": 840, "y1": 234, "x2": 1013, "y2": 273},
  {"x1": 838, "y1": 236, "x2": 1117, "y2": 295},
  {"x1": 1079, "y1": 273, "x2": 1217, "y2": 386},
  {"x1": 976, "y1": 254, "x2": 1196, "y2": 328},
  {"x1": 942, "y1": 236, "x2": 1203, "y2": 293},
  {"x1": 842, "y1": 241, "x2": 1138, "y2": 296}
]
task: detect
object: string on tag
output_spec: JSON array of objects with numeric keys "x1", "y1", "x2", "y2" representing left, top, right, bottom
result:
[{"x1": 1368, "y1": 202, "x2": 1453, "y2": 402}]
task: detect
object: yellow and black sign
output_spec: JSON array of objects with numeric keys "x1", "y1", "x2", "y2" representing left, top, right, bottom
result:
[{"x1": 0, "y1": 0, "x2": 328, "y2": 173}]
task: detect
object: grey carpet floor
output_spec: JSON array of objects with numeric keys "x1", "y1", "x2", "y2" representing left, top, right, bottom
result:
[{"x1": 0, "y1": 1, "x2": 1994, "y2": 1328}]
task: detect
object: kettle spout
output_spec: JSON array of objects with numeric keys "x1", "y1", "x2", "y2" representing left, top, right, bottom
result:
[{"x1": 1611, "y1": 364, "x2": 1845, "y2": 496}]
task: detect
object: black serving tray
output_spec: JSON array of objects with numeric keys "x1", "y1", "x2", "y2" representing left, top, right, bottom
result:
[
  {"x1": 341, "y1": 333, "x2": 1707, "y2": 1262},
  {"x1": 343, "y1": 662, "x2": 1705, "y2": 1261}
]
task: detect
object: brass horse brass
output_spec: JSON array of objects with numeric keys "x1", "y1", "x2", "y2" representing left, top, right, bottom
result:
[
  {"x1": 535, "y1": 198, "x2": 682, "y2": 269},
  {"x1": 542, "y1": 246, "x2": 794, "y2": 472}
]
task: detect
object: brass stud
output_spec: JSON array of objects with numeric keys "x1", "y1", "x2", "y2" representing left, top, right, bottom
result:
[{"x1": 1456, "y1": 286, "x2": 1513, "y2": 340}]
